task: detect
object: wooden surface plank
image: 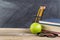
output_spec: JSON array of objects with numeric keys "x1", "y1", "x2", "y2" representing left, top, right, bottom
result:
[
  {"x1": 0, "y1": 28, "x2": 59, "y2": 40},
  {"x1": 0, "y1": 36, "x2": 60, "y2": 40}
]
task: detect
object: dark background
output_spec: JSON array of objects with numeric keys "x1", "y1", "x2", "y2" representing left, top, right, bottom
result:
[{"x1": 0, "y1": 0, "x2": 60, "y2": 28}]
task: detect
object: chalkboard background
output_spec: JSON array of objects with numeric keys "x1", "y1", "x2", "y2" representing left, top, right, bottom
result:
[{"x1": 0, "y1": 0, "x2": 60, "y2": 28}]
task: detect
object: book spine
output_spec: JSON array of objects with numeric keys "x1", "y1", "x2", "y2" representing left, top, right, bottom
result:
[{"x1": 39, "y1": 21, "x2": 60, "y2": 26}]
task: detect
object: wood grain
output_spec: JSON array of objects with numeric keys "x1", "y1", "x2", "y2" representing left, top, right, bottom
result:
[{"x1": 0, "y1": 28, "x2": 59, "y2": 40}]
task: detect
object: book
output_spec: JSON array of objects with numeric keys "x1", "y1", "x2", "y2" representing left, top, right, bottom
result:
[{"x1": 39, "y1": 20, "x2": 60, "y2": 36}]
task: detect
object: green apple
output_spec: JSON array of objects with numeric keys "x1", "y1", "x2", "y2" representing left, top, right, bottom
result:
[{"x1": 30, "y1": 22, "x2": 42, "y2": 34}]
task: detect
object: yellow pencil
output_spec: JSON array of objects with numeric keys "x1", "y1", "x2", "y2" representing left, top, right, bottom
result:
[{"x1": 35, "y1": 6, "x2": 46, "y2": 22}]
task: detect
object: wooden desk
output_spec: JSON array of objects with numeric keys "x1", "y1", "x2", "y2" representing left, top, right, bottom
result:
[{"x1": 0, "y1": 28, "x2": 60, "y2": 40}]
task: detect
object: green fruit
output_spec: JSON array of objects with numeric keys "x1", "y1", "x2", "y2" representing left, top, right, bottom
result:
[{"x1": 30, "y1": 22, "x2": 42, "y2": 34}]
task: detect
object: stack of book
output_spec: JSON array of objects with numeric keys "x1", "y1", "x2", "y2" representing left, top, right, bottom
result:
[{"x1": 39, "y1": 19, "x2": 60, "y2": 35}]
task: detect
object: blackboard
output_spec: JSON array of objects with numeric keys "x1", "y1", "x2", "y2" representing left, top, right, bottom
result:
[{"x1": 0, "y1": 0, "x2": 60, "y2": 28}]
